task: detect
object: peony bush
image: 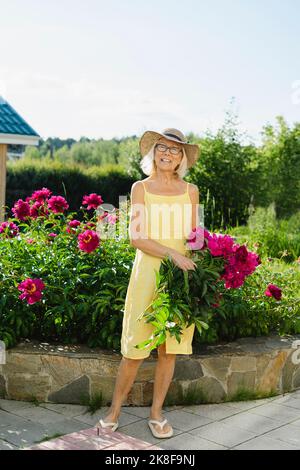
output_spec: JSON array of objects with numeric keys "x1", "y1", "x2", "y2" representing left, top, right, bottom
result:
[
  {"x1": 0, "y1": 188, "x2": 134, "y2": 349},
  {"x1": 0, "y1": 187, "x2": 300, "y2": 351}
]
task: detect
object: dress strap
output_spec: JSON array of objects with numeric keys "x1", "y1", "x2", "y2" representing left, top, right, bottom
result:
[
  {"x1": 141, "y1": 180, "x2": 148, "y2": 193},
  {"x1": 185, "y1": 182, "x2": 189, "y2": 193}
]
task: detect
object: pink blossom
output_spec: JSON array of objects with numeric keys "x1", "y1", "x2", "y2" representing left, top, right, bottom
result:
[
  {"x1": 186, "y1": 226, "x2": 206, "y2": 250},
  {"x1": 48, "y1": 233, "x2": 57, "y2": 238},
  {"x1": 66, "y1": 220, "x2": 81, "y2": 234},
  {"x1": 12, "y1": 199, "x2": 31, "y2": 221},
  {"x1": 78, "y1": 230, "x2": 100, "y2": 253},
  {"x1": 0, "y1": 221, "x2": 19, "y2": 238},
  {"x1": 30, "y1": 187, "x2": 52, "y2": 203},
  {"x1": 265, "y1": 284, "x2": 282, "y2": 301},
  {"x1": 48, "y1": 196, "x2": 69, "y2": 213},
  {"x1": 30, "y1": 200, "x2": 49, "y2": 219},
  {"x1": 221, "y1": 245, "x2": 261, "y2": 288},
  {"x1": 82, "y1": 193, "x2": 103, "y2": 210},
  {"x1": 18, "y1": 278, "x2": 45, "y2": 304},
  {"x1": 207, "y1": 233, "x2": 235, "y2": 258}
]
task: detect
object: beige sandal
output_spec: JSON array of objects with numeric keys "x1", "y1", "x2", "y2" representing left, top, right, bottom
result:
[
  {"x1": 148, "y1": 418, "x2": 173, "y2": 438},
  {"x1": 96, "y1": 418, "x2": 119, "y2": 435}
]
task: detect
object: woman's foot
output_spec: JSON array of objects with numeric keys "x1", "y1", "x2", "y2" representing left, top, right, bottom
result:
[
  {"x1": 149, "y1": 412, "x2": 172, "y2": 436},
  {"x1": 98, "y1": 409, "x2": 120, "y2": 428}
]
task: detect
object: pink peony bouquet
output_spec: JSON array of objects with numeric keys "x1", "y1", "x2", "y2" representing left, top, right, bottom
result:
[{"x1": 135, "y1": 227, "x2": 262, "y2": 352}]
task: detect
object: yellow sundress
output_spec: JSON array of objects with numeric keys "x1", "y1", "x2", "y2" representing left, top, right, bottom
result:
[{"x1": 120, "y1": 180, "x2": 195, "y2": 359}]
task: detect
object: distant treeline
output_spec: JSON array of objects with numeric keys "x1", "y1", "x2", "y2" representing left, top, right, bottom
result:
[{"x1": 8, "y1": 113, "x2": 300, "y2": 229}]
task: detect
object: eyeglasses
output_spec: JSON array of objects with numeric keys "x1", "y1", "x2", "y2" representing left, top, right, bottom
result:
[{"x1": 155, "y1": 143, "x2": 182, "y2": 156}]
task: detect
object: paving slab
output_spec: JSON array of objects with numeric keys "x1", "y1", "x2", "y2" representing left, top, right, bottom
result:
[
  {"x1": 262, "y1": 423, "x2": 300, "y2": 447},
  {"x1": 233, "y1": 435, "x2": 300, "y2": 450},
  {"x1": 158, "y1": 432, "x2": 228, "y2": 450},
  {"x1": 0, "y1": 439, "x2": 19, "y2": 450},
  {"x1": 219, "y1": 412, "x2": 285, "y2": 434},
  {"x1": 39, "y1": 403, "x2": 88, "y2": 417},
  {"x1": 161, "y1": 409, "x2": 213, "y2": 431},
  {"x1": 189, "y1": 421, "x2": 258, "y2": 447},
  {"x1": 8, "y1": 406, "x2": 71, "y2": 424},
  {"x1": 0, "y1": 399, "x2": 37, "y2": 413},
  {"x1": 248, "y1": 403, "x2": 300, "y2": 424},
  {"x1": 181, "y1": 403, "x2": 240, "y2": 420}
]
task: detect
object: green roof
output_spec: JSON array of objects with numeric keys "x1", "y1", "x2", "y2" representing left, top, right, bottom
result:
[{"x1": 0, "y1": 97, "x2": 39, "y2": 137}]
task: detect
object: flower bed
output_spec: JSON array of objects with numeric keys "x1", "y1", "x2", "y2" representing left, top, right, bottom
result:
[{"x1": 1, "y1": 187, "x2": 300, "y2": 353}]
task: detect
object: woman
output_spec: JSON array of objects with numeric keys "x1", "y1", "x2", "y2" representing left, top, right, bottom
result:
[{"x1": 97, "y1": 128, "x2": 200, "y2": 438}]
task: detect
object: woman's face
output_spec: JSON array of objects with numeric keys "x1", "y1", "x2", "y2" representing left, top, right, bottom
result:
[{"x1": 153, "y1": 137, "x2": 183, "y2": 173}]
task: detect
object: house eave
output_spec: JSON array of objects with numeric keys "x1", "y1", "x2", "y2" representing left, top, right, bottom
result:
[{"x1": 0, "y1": 133, "x2": 40, "y2": 146}]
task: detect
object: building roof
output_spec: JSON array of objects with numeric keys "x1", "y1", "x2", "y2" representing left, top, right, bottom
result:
[{"x1": 0, "y1": 96, "x2": 40, "y2": 146}]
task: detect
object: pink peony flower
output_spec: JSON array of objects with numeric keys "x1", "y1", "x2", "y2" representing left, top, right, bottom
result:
[
  {"x1": 18, "y1": 278, "x2": 45, "y2": 304},
  {"x1": 186, "y1": 226, "x2": 261, "y2": 290},
  {"x1": 0, "y1": 221, "x2": 19, "y2": 238},
  {"x1": 82, "y1": 193, "x2": 103, "y2": 210},
  {"x1": 48, "y1": 196, "x2": 69, "y2": 213},
  {"x1": 30, "y1": 187, "x2": 52, "y2": 203},
  {"x1": 66, "y1": 219, "x2": 81, "y2": 234},
  {"x1": 30, "y1": 200, "x2": 49, "y2": 219},
  {"x1": 78, "y1": 230, "x2": 100, "y2": 253},
  {"x1": 186, "y1": 226, "x2": 206, "y2": 250},
  {"x1": 265, "y1": 284, "x2": 282, "y2": 301},
  {"x1": 207, "y1": 233, "x2": 235, "y2": 258},
  {"x1": 48, "y1": 233, "x2": 57, "y2": 238},
  {"x1": 12, "y1": 199, "x2": 31, "y2": 221},
  {"x1": 221, "y1": 246, "x2": 261, "y2": 289}
]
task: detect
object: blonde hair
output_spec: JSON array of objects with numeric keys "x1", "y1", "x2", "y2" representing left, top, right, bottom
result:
[{"x1": 140, "y1": 143, "x2": 188, "y2": 178}]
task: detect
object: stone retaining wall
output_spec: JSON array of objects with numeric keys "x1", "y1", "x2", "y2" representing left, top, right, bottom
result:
[{"x1": 1, "y1": 335, "x2": 300, "y2": 405}]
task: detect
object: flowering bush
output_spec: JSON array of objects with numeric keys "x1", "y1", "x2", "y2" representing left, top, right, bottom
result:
[
  {"x1": 0, "y1": 187, "x2": 133, "y2": 348},
  {"x1": 0, "y1": 187, "x2": 299, "y2": 351}
]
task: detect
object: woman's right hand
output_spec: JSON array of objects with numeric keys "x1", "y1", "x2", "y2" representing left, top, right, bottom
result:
[{"x1": 168, "y1": 250, "x2": 197, "y2": 272}]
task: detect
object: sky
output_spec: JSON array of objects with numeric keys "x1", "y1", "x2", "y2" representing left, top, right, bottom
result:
[{"x1": 1, "y1": 0, "x2": 300, "y2": 144}]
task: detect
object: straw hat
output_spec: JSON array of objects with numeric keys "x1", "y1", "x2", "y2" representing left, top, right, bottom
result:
[{"x1": 139, "y1": 128, "x2": 200, "y2": 168}]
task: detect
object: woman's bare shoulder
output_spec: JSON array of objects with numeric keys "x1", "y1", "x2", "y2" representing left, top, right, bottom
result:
[
  {"x1": 131, "y1": 180, "x2": 146, "y2": 191},
  {"x1": 188, "y1": 182, "x2": 199, "y2": 192},
  {"x1": 187, "y1": 182, "x2": 199, "y2": 201},
  {"x1": 130, "y1": 180, "x2": 147, "y2": 199}
]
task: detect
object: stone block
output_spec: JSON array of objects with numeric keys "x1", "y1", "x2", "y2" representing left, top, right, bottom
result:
[
  {"x1": 135, "y1": 361, "x2": 156, "y2": 382},
  {"x1": 201, "y1": 356, "x2": 231, "y2": 383},
  {"x1": 7, "y1": 373, "x2": 51, "y2": 402},
  {"x1": 186, "y1": 376, "x2": 226, "y2": 403},
  {"x1": 281, "y1": 350, "x2": 298, "y2": 392},
  {"x1": 292, "y1": 365, "x2": 300, "y2": 389},
  {"x1": 3, "y1": 353, "x2": 42, "y2": 374},
  {"x1": 227, "y1": 371, "x2": 256, "y2": 397},
  {"x1": 231, "y1": 356, "x2": 256, "y2": 371},
  {"x1": 173, "y1": 358, "x2": 203, "y2": 380},
  {"x1": 48, "y1": 375, "x2": 89, "y2": 404},
  {"x1": 124, "y1": 383, "x2": 143, "y2": 406},
  {"x1": 0, "y1": 374, "x2": 7, "y2": 398},
  {"x1": 256, "y1": 350, "x2": 288, "y2": 393}
]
